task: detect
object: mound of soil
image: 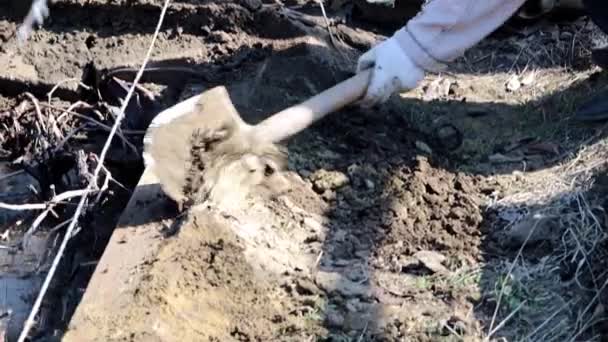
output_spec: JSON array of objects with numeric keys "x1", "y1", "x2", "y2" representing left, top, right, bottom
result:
[{"x1": 89, "y1": 212, "x2": 319, "y2": 341}]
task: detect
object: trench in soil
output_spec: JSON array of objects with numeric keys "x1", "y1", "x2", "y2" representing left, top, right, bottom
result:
[{"x1": 0, "y1": 0, "x2": 607, "y2": 341}]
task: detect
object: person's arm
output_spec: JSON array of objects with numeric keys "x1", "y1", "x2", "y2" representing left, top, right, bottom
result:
[
  {"x1": 395, "y1": 0, "x2": 527, "y2": 71},
  {"x1": 357, "y1": 0, "x2": 527, "y2": 106}
]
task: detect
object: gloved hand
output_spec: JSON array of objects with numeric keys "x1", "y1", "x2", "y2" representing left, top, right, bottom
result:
[
  {"x1": 356, "y1": 36, "x2": 425, "y2": 107},
  {"x1": 17, "y1": 0, "x2": 49, "y2": 43}
]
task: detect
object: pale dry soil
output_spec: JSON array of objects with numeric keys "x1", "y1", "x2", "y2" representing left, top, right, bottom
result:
[{"x1": 0, "y1": 1, "x2": 608, "y2": 341}]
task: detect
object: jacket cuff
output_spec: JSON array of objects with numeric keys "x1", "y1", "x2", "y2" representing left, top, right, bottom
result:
[{"x1": 392, "y1": 26, "x2": 448, "y2": 73}]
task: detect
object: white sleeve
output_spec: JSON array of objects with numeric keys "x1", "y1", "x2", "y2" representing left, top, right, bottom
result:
[{"x1": 392, "y1": 0, "x2": 527, "y2": 72}]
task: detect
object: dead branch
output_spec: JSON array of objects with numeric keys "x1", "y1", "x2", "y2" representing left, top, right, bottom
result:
[
  {"x1": 39, "y1": 102, "x2": 139, "y2": 154},
  {"x1": 89, "y1": 153, "x2": 130, "y2": 193},
  {"x1": 0, "y1": 189, "x2": 95, "y2": 212},
  {"x1": 55, "y1": 101, "x2": 93, "y2": 123},
  {"x1": 20, "y1": 189, "x2": 96, "y2": 250},
  {"x1": 47, "y1": 78, "x2": 92, "y2": 105},
  {"x1": 17, "y1": 1, "x2": 172, "y2": 340},
  {"x1": 24, "y1": 93, "x2": 48, "y2": 135}
]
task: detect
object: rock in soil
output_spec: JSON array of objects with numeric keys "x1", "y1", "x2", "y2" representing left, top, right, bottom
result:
[{"x1": 414, "y1": 250, "x2": 449, "y2": 274}]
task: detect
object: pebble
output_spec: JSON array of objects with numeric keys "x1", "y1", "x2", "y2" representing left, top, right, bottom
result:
[
  {"x1": 414, "y1": 250, "x2": 449, "y2": 274},
  {"x1": 503, "y1": 212, "x2": 551, "y2": 247},
  {"x1": 506, "y1": 75, "x2": 522, "y2": 92},
  {"x1": 302, "y1": 216, "x2": 323, "y2": 232},
  {"x1": 210, "y1": 30, "x2": 231, "y2": 43},
  {"x1": 200, "y1": 25, "x2": 211, "y2": 36},
  {"x1": 415, "y1": 141, "x2": 433, "y2": 155}
]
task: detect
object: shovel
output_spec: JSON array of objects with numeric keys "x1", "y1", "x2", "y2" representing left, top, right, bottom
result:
[{"x1": 143, "y1": 69, "x2": 372, "y2": 208}]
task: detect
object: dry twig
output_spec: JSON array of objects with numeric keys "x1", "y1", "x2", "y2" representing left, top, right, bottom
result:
[
  {"x1": 47, "y1": 78, "x2": 92, "y2": 105},
  {"x1": 39, "y1": 102, "x2": 139, "y2": 154},
  {"x1": 0, "y1": 189, "x2": 93, "y2": 212},
  {"x1": 17, "y1": 1, "x2": 172, "y2": 340}
]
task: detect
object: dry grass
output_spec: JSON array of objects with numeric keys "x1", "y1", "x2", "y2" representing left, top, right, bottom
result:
[{"x1": 482, "y1": 133, "x2": 608, "y2": 341}]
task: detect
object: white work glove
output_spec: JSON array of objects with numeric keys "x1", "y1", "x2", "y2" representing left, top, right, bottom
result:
[
  {"x1": 356, "y1": 36, "x2": 425, "y2": 107},
  {"x1": 17, "y1": 0, "x2": 49, "y2": 43}
]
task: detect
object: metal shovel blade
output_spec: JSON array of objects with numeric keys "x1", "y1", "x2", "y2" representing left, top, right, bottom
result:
[{"x1": 142, "y1": 86, "x2": 243, "y2": 205}]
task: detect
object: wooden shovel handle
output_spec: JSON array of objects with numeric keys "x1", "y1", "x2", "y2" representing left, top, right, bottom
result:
[{"x1": 252, "y1": 69, "x2": 372, "y2": 143}]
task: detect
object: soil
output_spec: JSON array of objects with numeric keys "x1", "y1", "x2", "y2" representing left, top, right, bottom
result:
[
  {"x1": 86, "y1": 210, "x2": 322, "y2": 342},
  {"x1": 1, "y1": 0, "x2": 608, "y2": 341}
]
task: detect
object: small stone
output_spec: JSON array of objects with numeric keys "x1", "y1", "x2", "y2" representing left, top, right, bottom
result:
[
  {"x1": 209, "y1": 30, "x2": 231, "y2": 43},
  {"x1": 489, "y1": 153, "x2": 522, "y2": 163},
  {"x1": 435, "y1": 124, "x2": 462, "y2": 150},
  {"x1": 345, "y1": 263, "x2": 368, "y2": 282},
  {"x1": 506, "y1": 75, "x2": 521, "y2": 92},
  {"x1": 355, "y1": 250, "x2": 370, "y2": 259},
  {"x1": 415, "y1": 141, "x2": 433, "y2": 155},
  {"x1": 520, "y1": 71, "x2": 536, "y2": 86},
  {"x1": 333, "y1": 259, "x2": 351, "y2": 267},
  {"x1": 200, "y1": 25, "x2": 211, "y2": 36},
  {"x1": 364, "y1": 179, "x2": 375, "y2": 190},
  {"x1": 375, "y1": 271, "x2": 418, "y2": 297},
  {"x1": 303, "y1": 216, "x2": 323, "y2": 232},
  {"x1": 414, "y1": 250, "x2": 449, "y2": 274},
  {"x1": 503, "y1": 212, "x2": 552, "y2": 247}
]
